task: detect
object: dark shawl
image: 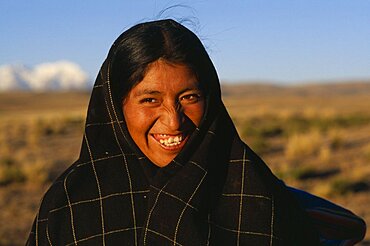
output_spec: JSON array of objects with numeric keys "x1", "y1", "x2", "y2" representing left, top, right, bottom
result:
[{"x1": 27, "y1": 39, "x2": 320, "y2": 246}]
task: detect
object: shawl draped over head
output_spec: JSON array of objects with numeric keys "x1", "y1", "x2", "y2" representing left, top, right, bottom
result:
[{"x1": 27, "y1": 19, "x2": 320, "y2": 245}]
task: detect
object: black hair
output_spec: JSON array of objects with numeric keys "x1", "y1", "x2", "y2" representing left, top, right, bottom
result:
[{"x1": 107, "y1": 19, "x2": 220, "y2": 104}]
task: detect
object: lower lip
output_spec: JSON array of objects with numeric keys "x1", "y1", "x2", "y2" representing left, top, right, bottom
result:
[{"x1": 151, "y1": 135, "x2": 188, "y2": 151}]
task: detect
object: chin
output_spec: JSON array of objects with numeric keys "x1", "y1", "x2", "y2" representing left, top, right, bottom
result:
[
  {"x1": 145, "y1": 150, "x2": 177, "y2": 167},
  {"x1": 151, "y1": 155, "x2": 176, "y2": 167}
]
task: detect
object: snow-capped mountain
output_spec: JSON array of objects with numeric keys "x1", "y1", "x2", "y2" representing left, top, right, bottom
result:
[{"x1": 0, "y1": 61, "x2": 89, "y2": 91}]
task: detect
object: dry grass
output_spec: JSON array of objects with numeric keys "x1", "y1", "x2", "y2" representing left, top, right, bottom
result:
[
  {"x1": 1, "y1": 83, "x2": 370, "y2": 245},
  {"x1": 285, "y1": 130, "x2": 323, "y2": 160}
]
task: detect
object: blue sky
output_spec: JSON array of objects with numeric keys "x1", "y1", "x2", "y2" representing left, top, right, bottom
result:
[{"x1": 1, "y1": 0, "x2": 369, "y2": 84}]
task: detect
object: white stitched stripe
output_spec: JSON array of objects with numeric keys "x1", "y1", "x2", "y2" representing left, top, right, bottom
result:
[
  {"x1": 146, "y1": 228, "x2": 184, "y2": 246},
  {"x1": 270, "y1": 196, "x2": 275, "y2": 246},
  {"x1": 48, "y1": 190, "x2": 150, "y2": 214},
  {"x1": 236, "y1": 147, "x2": 246, "y2": 246},
  {"x1": 85, "y1": 120, "x2": 124, "y2": 127},
  {"x1": 221, "y1": 193, "x2": 271, "y2": 200},
  {"x1": 150, "y1": 186, "x2": 198, "y2": 211},
  {"x1": 143, "y1": 182, "x2": 169, "y2": 244},
  {"x1": 63, "y1": 169, "x2": 78, "y2": 245},
  {"x1": 84, "y1": 134, "x2": 106, "y2": 245},
  {"x1": 64, "y1": 227, "x2": 143, "y2": 246},
  {"x1": 210, "y1": 222, "x2": 275, "y2": 238},
  {"x1": 173, "y1": 170, "x2": 207, "y2": 245},
  {"x1": 106, "y1": 65, "x2": 138, "y2": 245}
]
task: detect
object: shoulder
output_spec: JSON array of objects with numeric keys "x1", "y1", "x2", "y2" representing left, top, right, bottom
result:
[
  {"x1": 28, "y1": 159, "x2": 98, "y2": 244},
  {"x1": 37, "y1": 161, "x2": 81, "y2": 221},
  {"x1": 288, "y1": 186, "x2": 367, "y2": 245}
]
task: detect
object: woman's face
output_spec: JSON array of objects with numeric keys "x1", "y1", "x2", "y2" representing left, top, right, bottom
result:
[{"x1": 123, "y1": 60, "x2": 205, "y2": 167}]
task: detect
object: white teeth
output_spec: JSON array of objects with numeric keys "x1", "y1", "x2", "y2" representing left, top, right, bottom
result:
[{"x1": 157, "y1": 134, "x2": 183, "y2": 147}]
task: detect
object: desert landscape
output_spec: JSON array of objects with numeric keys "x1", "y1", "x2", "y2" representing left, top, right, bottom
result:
[{"x1": 0, "y1": 81, "x2": 369, "y2": 245}]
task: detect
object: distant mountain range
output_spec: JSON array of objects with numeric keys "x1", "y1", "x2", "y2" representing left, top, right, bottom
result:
[
  {"x1": 2, "y1": 61, "x2": 369, "y2": 93},
  {"x1": 0, "y1": 61, "x2": 90, "y2": 91}
]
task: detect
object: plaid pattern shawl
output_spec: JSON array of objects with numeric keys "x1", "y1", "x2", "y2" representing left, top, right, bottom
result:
[{"x1": 27, "y1": 55, "x2": 320, "y2": 245}]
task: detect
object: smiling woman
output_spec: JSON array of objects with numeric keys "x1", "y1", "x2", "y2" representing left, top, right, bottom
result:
[
  {"x1": 123, "y1": 60, "x2": 205, "y2": 167},
  {"x1": 26, "y1": 19, "x2": 365, "y2": 245}
]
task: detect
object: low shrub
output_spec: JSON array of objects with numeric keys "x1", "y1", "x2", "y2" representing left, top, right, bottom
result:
[
  {"x1": 328, "y1": 129, "x2": 345, "y2": 149},
  {"x1": 242, "y1": 118, "x2": 284, "y2": 139},
  {"x1": 0, "y1": 163, "x2": 26, "y2": 186},
  {"x1": 287, "y1": 166, "x2": 320, "y2": 180},
  {"x1": 329, "y1": 178, "x2": 370, "y2": 195}
]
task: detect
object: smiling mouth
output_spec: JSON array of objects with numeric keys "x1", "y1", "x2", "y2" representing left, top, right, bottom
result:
[{"x1": 152, "y1": 133, "x2": 187, "y2": 149}]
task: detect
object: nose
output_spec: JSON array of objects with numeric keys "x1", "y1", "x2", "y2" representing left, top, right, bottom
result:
[{"x1": 160, "y1": 102, "x2": 184, "y2": 130}]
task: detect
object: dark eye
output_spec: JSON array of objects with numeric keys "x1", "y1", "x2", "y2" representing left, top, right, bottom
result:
[
  {"x1": 140, "y1": 98, "x2": 158, "y2": 104},
  {"x1": 180, "y1": 94, "x2": 202, "y2": 103}
]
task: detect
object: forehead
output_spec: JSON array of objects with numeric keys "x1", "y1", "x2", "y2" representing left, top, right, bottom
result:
[{"x1": 131, "y1": 60, "x2": 200, "y2": 96}]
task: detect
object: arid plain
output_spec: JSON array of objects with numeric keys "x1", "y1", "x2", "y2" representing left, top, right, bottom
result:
[{"x1": 0, "y1": 82, "x2": 369, "y2": 245}]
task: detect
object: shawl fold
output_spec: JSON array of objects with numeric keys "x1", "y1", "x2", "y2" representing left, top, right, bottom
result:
[{"x1": 26, "y1": 41, "x2": 320, "y2": 246}]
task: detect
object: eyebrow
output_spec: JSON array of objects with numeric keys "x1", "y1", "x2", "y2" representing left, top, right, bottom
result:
[
  {"x1": 133, "y1": 89, "x2": 161, "y2": 97},
  {"x1": 133, "y1": 87, "x2": 202, "y2": 97}
]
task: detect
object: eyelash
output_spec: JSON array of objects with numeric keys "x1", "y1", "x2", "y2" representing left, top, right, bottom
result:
[
  {"x1": 140, "y1": 98, "x2": 157, "y2": 104},
  {"x1": 180, "y1": 94, "x2": 201, "y2": 102},
  {"x1": 139, "y1": 93, "x2": 202, "y2": 105}
]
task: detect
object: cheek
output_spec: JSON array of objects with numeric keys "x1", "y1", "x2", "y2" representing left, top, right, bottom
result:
[
  {"x1": 185, "y1": 102, "x2": 205, "y2": 126},
  {"x1": 123, "y1": 104, "x2": 151, "y2": 136}
]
